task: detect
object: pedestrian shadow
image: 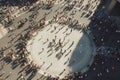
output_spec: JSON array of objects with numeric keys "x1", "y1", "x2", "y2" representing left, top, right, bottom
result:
[
  {"x1": 11, "y1": 60, "x2": 19, "y2": 69},
  {"x1": 27, "y1": 73, "x2": 36, "y2": 80},
  {"x1": 0, "y1": 0, "x2": 38, "y2": 7},
  {"x1": 25, "y1": 68, "x2": 34, "y2": 76},
  {"x1": 0, "y1": 57, "x2": 12, "y2": 64},
  {"x1": 16, "y1": 74, "x2": 23, "y2": 80}
]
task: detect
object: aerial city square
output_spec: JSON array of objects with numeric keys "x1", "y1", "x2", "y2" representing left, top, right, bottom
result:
[{"x1": 0, "y1": 0, "x2": 120, "y2": 80}]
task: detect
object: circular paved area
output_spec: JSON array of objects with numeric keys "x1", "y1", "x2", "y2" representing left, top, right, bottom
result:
[{"x1": 27, "y1": 22, "x2": 96, "y2": 78}]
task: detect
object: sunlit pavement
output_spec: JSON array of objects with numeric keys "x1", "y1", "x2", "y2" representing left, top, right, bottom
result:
[{"x1": 0, "y1": 0, "x2": 102, "y2": 80}]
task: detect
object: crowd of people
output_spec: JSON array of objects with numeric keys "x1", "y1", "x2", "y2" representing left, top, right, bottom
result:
[
  {"x1": 91, "y1": 15, "x2": 120, "y2": 58},
  {"x1": 0, "y1": 0, "x2": 37, "y2": 28},
  {"x1": 0, "y1": 0, "x2": 120, "y2": 80}
]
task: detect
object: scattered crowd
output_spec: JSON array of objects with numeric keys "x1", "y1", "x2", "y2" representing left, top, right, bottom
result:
[{"x1": 0, "y1": 0, "x2": 120, "y2": 80}]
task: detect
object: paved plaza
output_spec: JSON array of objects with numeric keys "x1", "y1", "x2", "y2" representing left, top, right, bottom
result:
[
  {"x1": 0, "y1": 24, "x2": 7, "y2": 39},
  {"x1": 26, "y1": 22, "x2": 96, "y2": 78},
  {"x1": 0, "y1": 0, "x2": 120, "y2": 80}
]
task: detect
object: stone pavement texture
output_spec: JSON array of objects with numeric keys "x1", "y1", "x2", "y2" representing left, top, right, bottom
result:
[
  {"x1": 0, "y1": 0, "x2": 102, "y2": 80},
  {"x1": 26, "y1": 23, "x2": 96, "y2": 78},
  {"x1": 0, "y1": 24, "x2": 7, "y2": 39}
]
